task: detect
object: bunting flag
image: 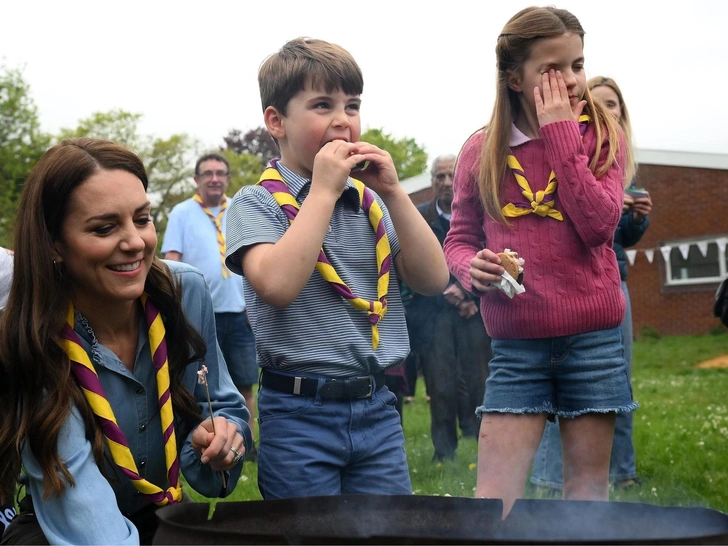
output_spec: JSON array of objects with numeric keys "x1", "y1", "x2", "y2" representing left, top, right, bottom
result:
[
  {"x1": 697, "y1": 241, "x2": 709, "y2": 257},
  {"x1": 623, "y1": 236, "x2": 728, "y2": 268},
  {"x1": 626, "y1": 249, "x2": 637, "y2": 266}
]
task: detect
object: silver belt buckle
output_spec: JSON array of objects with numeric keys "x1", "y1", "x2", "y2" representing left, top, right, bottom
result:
[{"x1": 355, "y1": 376, "x2": 374, "y2": 398}]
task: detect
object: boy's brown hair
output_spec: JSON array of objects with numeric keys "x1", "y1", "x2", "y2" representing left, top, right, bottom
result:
[{"x1": 258, "y1": 37, "x2": 364, "y2": 116}]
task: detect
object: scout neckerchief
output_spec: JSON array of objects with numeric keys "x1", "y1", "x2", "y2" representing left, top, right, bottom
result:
[
  {"x1": 258, "y1": 162, "x2": 391, "y2": 349},
  {"x1": 502, "y1": 115, "x2": 591, "y2": 221},
  {"x1": 193, "y1": 193, "x2": 229, "y2": 278},
  {"x1": 62, "y1": 295, "x2": 182, "y2": 506}
]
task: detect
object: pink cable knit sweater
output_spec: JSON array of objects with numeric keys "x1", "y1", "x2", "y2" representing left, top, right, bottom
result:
[{"x1": 444, "y1": 119, "x2": 626, "y2": 339}]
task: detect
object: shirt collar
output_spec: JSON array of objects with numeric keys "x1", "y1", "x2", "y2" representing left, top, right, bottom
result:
[
  {"x1": 435, "y1": 199, "x2": 451, "y2": 221},
  {"x1": 509, "y1": 122, "x2": 533, "y2": 148},
  {"x1": 275, "y1": 160, "x2": 362, "y2": 211}
]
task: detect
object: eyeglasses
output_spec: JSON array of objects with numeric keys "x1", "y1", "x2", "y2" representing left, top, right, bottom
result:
[
  {"x1": 198, "y1": 170, "x2": 229, "y2": 181},
  {"x1": 434, "y1": 172, "x2": 454, "y2": 182}
]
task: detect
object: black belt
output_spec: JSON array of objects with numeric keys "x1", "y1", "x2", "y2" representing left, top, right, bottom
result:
[{"x1": 261, "y1": 369, "x2": 386, "y2": 399}]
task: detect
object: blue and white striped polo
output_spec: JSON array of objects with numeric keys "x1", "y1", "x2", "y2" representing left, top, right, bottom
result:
[{"x1": 225, "y1": 162, "x2": 409, "y2": 377}]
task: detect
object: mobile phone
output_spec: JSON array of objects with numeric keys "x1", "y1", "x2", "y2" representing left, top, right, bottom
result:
[{"x1": 625, "y1": 188, "x2": 649, "y2": 199}]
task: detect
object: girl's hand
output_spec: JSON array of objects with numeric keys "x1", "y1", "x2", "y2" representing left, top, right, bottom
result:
[
  {"x1": 534, "y1": 69, "x2": 586, "y2": 127},
  {"x1": 470, "y1": 249, "x2": 505, "y2": 293},
  {"x1": 349, "y1": 142, "x2": 400, "y2": 197},
  {"x1": 191, "y1": 416, "x2": 246, "y2": 471}
]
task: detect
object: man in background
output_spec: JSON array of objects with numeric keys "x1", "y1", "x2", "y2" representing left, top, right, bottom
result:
[
  {"x1": 406, "y1": 155, "x2": 492, "y2": 461},
  {"x1": 163, "y1": 153, "x2": 258, "y2": 459}
]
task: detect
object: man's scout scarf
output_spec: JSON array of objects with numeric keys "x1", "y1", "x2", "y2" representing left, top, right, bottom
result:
[
  {"x1": 502, "y1": 115, "x2": 591, "y2": 221},
  {"x1": 63, "y1": 295, "x2": 182, "y2": 506},
  {"x1": 258, "y1": 164, "x2": 391, "y2": 349},
  {"x1": 193, "y1": 193, "x2": 229, "y2": 278}
]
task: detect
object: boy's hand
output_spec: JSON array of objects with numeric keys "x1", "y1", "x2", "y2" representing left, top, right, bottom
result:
[
  {"x1": 535, "y1": 69, "x2": 586, "y2": 127},
  {"x1": 349, "y1": 142, "x2": 400, "y2": 197},
  {"x1": 470, "y1": 249, "x2": 505, "y2": 293},
  {"x1": 311, "y1": 140, "x2": 366, "y2": 199}
]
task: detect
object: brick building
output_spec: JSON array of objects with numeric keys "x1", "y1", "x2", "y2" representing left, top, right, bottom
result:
[{"x1": 402, "y1": 149, "x2": 728, "y2": 337}]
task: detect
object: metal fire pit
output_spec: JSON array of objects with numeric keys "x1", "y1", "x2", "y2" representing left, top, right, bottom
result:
[{"x1": 153, "y1": 495, "x2": 728, "y2": 545}]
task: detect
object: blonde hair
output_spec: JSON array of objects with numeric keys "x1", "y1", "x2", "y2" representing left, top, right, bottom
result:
[
  {"x1": 588, "y1": 76, "x2": 636, "y2": 185},
  {"x1": 477, "y1": 6, "x2": 624, "y2": 224}
]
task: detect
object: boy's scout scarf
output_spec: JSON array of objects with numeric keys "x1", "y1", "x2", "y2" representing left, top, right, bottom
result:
[{"x1": 258, "y1": 164, "x2": 391, "y2": 349}]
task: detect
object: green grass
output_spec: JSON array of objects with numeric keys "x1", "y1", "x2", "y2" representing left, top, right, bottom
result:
[{"x1": 188, "y1": 333, "x2": 728, "y2": 512}]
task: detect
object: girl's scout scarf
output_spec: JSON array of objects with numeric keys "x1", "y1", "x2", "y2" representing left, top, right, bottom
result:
[
  {"x1": 258, "y1": 165, "x2": 391, "y2": 350},
  {"x1": 502, "y1": 115, "x2": 591, "y2": 221},
  {"x1": 62, "y1": 294, "x2": 182, "y2": 506},
  {"x1": 193, "y1": 193, "x2": 229, "y2": 278}
]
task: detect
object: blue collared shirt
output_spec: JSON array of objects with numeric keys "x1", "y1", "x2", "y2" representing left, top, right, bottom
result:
[{"x1": 21, "y1": 261, "x2": 251, "y2": 545}]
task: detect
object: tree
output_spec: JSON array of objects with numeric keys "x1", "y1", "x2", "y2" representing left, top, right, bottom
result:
[
  {"x1": 360, "y1": 128, "x2": 427, "y2": 181},
  {"x1": 222, "y1": 127, "x2": 278, "y2": 167},
  {"x1": 221, "y1": 149, "x2": 267, "y2": 197},
  {"x1": 0, "y1": 65, "x2": 51, "y2": 247},
  {"x1": 59, "y1": 109, "x2": 200, "y2": 240}
]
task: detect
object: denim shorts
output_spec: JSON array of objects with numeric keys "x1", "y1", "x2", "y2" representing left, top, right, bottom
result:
[
  {"x1": 477, "y1": 326, "x2": 637, "y2": 418},
  {"x1": 215, "y1": 311, "x2": 258, "y2": 388}
]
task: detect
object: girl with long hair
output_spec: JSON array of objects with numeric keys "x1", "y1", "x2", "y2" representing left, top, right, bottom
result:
[{"x1": 443, "y1": 7, "x2": 637, "y2": 516}]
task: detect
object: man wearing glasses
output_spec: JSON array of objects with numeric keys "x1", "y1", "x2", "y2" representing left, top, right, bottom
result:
[{"x1": 163, "y1": 153, "x2": 258, "y2": 461}]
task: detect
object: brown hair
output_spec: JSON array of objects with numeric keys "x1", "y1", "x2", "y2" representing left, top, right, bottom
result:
[
  {"x1": 476, "y1": 6, "x2": 624, "y2": 224},
  {"x1": 0, "y1": 138, "x2": 205, "y2": 504},
  {"x1": 588, "y1": 76, "x2": 636, "y2": 183},
  {"x1": 258, "y1": 37, "x2": 364, "y2": 116}
]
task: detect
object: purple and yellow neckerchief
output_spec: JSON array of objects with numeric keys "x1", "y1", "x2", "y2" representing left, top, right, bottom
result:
[
  {"x1": 502, "y1": 114, "x2": 591, "y2": 221},
  {"x1": 62, "y1": 295, "x2": 182, "y2": 506},
  {"x1": 257, "y1": 161, "x2": 391, "y2": 349},
  {"x1": 193, "y1": 193, "x2": 229, "y2": 278}
]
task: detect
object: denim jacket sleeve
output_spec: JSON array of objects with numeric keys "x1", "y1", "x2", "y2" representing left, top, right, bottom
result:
[
  {"x1": 168, "y1": 261, "x2": 252, "y2": 498},
  {"x1": 22, "y1": 405, "x2": 139, "y2": 545}
]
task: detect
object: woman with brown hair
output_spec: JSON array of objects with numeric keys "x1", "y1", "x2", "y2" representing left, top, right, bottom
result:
[{"x1": 0, "y1": 138, "x2": 251, "y2": 544}]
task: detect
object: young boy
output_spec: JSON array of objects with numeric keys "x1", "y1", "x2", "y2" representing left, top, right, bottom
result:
[{"x1": 225, "y1": 37, "x2": 449, "y2": 499}]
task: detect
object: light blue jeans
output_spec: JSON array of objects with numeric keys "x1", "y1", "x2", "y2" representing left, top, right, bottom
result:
[
  {"x1": 530, "y1": 281, "x2": 637, "y2": 489},
  {"x1": 257, "y1": 371, "x2": 412, "y2": 499}
]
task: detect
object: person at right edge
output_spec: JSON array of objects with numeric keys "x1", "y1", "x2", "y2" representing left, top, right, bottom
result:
[
  {"x1": 443, "y1": 7, "x2": 638, "y2": 517},
  {"x1": 531, "y1": 75, "x2": 652, "y2": 493}
]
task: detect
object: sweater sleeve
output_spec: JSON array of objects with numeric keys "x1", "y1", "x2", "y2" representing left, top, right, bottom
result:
[
  {"x1": 443, "y1": 132, "x2": 486, "y2": 295},
  {"x1": 540, "y1": 120, "x2": 625, "y2": 247}
]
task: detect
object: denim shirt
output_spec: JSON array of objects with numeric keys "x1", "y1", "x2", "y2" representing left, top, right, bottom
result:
[{"x1": 21, "y1": 261, "x2": 251, "y2": 545}]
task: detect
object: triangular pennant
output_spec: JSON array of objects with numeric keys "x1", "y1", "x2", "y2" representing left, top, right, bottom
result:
[
  {"x1": 626, "y1": 249, "x2": 637, "y2": 266},
  {"x1": 678, "y1": 244, "x2": 690, "y2": 261},
  {"x1": 697, "y1": 241, "x2": 709, "y2": 257},
  {"x1": 660, "y1": 245, "x2": 672, "y2": 264},
  {"x1": 717, "y1": 237, "x2": 728, "y2": 256},
  {"x1": 645, "y1": 249, "x2": 655, "y2": 263}
]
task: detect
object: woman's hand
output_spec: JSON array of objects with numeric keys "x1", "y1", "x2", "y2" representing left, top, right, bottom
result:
[
  {"x1": 191, "y1": 416, "x2": 246, "y2": 471},
  {"x1": 470, "y1": 249, "x2": 505, "y2": 293},
  {"x1": 631, "y1": 195, "x2": 652, "y2": 223}
]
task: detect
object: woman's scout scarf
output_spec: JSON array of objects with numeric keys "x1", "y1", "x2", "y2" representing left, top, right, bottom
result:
[
  {"x1": 193, "y1": 193, "x2": 229, "y2": 278},
  {"x1": 502, "y1": 115, "x2": 591, "y2": 221},
  {"x1": 62, "y1": 294, "x2": 182, "y2": 506},
  {"x1": 258, "y1": 165, "x2": 391, "y2": 349}
]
